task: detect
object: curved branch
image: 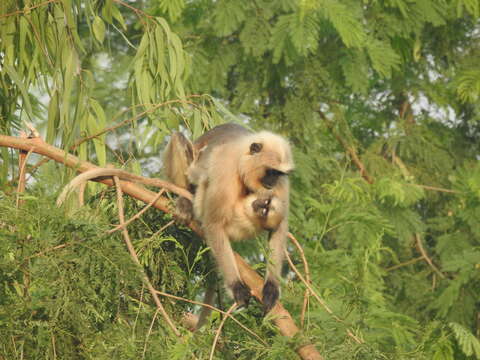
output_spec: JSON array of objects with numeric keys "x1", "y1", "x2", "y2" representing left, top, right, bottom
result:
[
  {"x1": 415, "y1": 233, "x2": 445, "y2": 279},
  {"x1": 56, "y1": 167, "x2": 191, "y2": 206}
]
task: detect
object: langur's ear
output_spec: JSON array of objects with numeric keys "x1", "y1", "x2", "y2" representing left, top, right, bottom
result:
[{"x1": 250, "y1": 142, "x2": 262, "y2": 154}]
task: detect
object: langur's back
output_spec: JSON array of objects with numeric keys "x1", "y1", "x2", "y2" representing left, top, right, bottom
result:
[{"x1": 194, "y1": 123, "x2": 251, "y2": 152}]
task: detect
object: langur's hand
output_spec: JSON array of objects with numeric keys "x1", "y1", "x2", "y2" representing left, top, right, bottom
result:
[{"x1": 252, "y1": 198, "x2": 271, "y2": 218}]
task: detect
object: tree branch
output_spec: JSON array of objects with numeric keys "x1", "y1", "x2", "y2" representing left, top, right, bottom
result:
[
  {"x1": 0, "y1": 134, "x2": 323, "y2": 360},
  {"x1": 415, "y1": 233, "x2": 445, "y2": 279}
]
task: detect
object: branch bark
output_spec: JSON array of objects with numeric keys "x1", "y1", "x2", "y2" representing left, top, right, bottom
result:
[{"x1": 0, "y1": 134, "x2": 323, "y2": 360}]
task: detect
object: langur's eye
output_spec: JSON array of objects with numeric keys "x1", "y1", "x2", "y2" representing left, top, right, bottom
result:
[
  {"x1": 266, "y1": 168, "x2": 285, "y2": 177},
  {"x1": 250, "y1": 142, "x2": 262, "y2": 154}
]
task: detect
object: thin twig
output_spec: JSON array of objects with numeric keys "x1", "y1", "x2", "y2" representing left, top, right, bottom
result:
[
  {"x1": 112, "y1": 0, "x2": 154, "y2": 19},
  {"x1": 0, "y1": 0, "x2": 58, "y2": 19},
  {"x1": 284, "y1": 249, "x2": 363, "y2": 344},
  {"x1": 16, "y1": 148, "x2": 33, "y2": 208},
  {"x1": 410, "y1": 183, "x2": 459, "y2": 194},
  {"x1": 113, "y1": 175, "x2": 181, "y2": 336},
  {"x1": 300, "y1": 292, "x2": 310, "y2": 329},
  {"x1": 385, "y1": 256, "x2": 424, "y2": 272},
  {"x1": 155, "y1": 290, "x2": 266, "y2": 344},
  {"x1": 108, "y1": 189, "x2": 166, "y2": 234},
  {"x1": 288, "y1": 233, "x2": 311, "y2": 328},
  {"x1": 392, "y1": 156, "x2": 458, "y2": 194},
  {"x1": 209, "y1": 303, "x2": 237, "y2": 360},
  {"x1": 317, "y1": 109, "x2": 374, "y2": 184},
  {"x1": 29, "y1": 243, "x2": 70, "y2": 259},
  {"x1": 142, "y1": 308, "x2": 160, "y2": 360},
  {"x1": 151, "y1": 220, "x2": 175, "y2": 237},
  {"x1": 284, "y1": 250, "x2": 335, "y2": 316},
  {"x1": 415, "y1": 233, "x2": 445, "y2": 279},
  {"x1": 133, "y1": 285, "x2": 145, "y2": 337}
]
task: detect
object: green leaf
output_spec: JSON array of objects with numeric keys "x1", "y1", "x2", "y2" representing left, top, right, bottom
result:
[
  {"x1": 111, "y1": 5, "x2": 127, "y2": 30},
  {"x1": 213, "y1": 0, "x2": 246, "y2": 36},
  {"x1": 158, "y1": 0, "x2": 185, "y2": 21},
  {"x1": 449, "y1": 322, "x2": 480, "y2": 358},
  {"x1": 319, "y1": 0, "x2": 366, "y2": 48},
  {"x1": 86, "y1": 112, "x2": 106, "y2": 166},
  {"x1": 93, "y1": 16, "x2": 106, "y2": 43},
  {"x1": 366, "y1": 38, "x2": 401, "y2": 78},
  {"x1": 4, "y1": 65, "x2": 34, "y2": 120},
  {"x1": 47, "y1": 91, "x2": 59, "y2": 144}
]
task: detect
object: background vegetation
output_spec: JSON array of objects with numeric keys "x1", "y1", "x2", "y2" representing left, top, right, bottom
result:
[{"x1": 1, "y1": 0, "x2": 480, "y2": 358}]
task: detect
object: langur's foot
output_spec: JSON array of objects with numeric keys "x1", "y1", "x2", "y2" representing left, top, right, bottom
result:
[
  {"x1": 174, "y1": 197, "x2": 194, "y2": 225},
  {"x1": 231, "y1": 281, "x2": 251, "y2": 308}
]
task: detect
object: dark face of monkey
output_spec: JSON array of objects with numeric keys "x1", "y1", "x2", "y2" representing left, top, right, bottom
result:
[
  {"x1": 261, "y1": 168, "x2": 286, "y2": 189},
  {"x1": 248, "y1": 141, "x2": 289, "y2": 190}
]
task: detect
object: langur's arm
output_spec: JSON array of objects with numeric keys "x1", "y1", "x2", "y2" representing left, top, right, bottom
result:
[{"x1": 204, "y1": 224, "x2": 251, "y2": 307}]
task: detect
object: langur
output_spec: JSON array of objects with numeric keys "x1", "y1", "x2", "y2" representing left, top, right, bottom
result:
[{"x1": 164, "y1": 123, "x2": 294, "y2": 315}]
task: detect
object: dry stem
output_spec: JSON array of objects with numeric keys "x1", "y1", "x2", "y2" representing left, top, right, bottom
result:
[
  {"x1": 113, "y1": 175, "x2": 180, "y2": 337},
  {"x1": 156, "y1": 290, "x2": 266, "y2": 344},
  {"x1": 16, "y1": 148, "x2": 32, "y2": 208},
  {"x1": 317, "y1": 109, "x2": 373, "y2": 184},
  {"x1": 385, "y1": 256, "x2": 424, "y2": 272},
  {"x1": 142, "y1": 308, "x2": 160, "y2": 360},
  {"x1": 288, "y1": 234, "x2": 311, "y2": 328},
  {"x1": 209, "y1": 303, "x2": 237, "y2": 360},
  {"x1": 285, "y1": 249, "x2": 364, "y2": 345},
  {"x1": 415, "y1": 233, "x2": 445, "y2": 279},
  {"x1": 108, "y1": 189, "x2": 166, "y2": 234}
]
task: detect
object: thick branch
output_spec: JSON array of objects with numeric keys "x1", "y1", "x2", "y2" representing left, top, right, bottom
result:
[
  {"x1": 0, "y1": 134, "x2": 323, "y2": 360},
  {"x1": 0, "y1": 135, "x2": 172, "y2": 213}
]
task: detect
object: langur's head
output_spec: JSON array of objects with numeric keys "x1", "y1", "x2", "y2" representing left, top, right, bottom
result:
[{"x1": 239, "y1": 131, "x2": 294, "y2": 192}]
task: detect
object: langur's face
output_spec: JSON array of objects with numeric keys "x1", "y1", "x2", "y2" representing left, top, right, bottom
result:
[{"x1": 242, "y1": 141, "x2": 293, "y2": 191}]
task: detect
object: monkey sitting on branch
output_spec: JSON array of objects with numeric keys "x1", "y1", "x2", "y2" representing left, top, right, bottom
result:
[{"x1": 164, "y1": 123, "x2": 294, "y2": 314}]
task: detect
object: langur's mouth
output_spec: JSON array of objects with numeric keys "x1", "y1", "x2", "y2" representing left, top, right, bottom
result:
[{"x1": 262, "y1": 183, "x2": 274, "y2": 189}]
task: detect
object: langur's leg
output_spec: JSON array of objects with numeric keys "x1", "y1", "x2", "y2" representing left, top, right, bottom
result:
[
  {"x1": 262, "y1": 220, "x2": 287, "y2": 314},
  {"x1": 205, "y1": 225, "x2": 251, "y2": 307},
  {"x1": 195, "y1": 282, "x2": 216, "y2": 330},
  {"x1": 163, "y1": 132, "x2": 196, "y2": 224}
]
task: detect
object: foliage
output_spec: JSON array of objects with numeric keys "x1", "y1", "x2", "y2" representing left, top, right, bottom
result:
[{"x1": 2, "y1": 0, "x2": 480, "y2": 359}]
